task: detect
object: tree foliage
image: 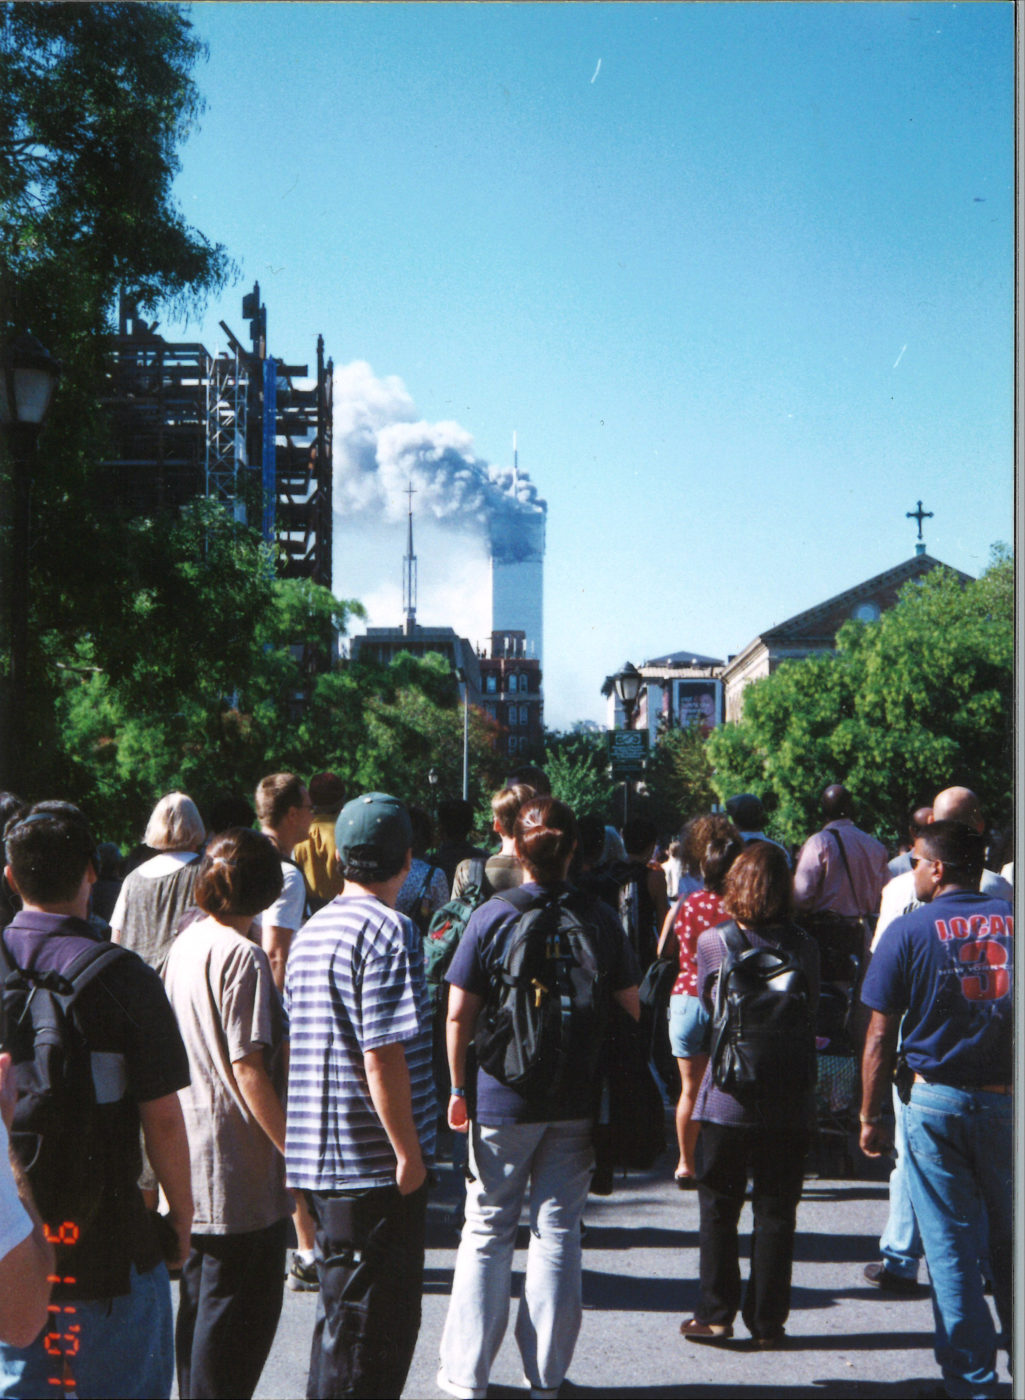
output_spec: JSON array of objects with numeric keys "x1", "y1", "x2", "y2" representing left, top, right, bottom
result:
[
  {"x1": 1, "y1": 3, "x2": 236, "y2": 794},
  {"x1": 706, "y1": 553, "x2": 1014, "y2": 846},
  {"x1": 543, "y1": 732, "x2": 618, "y2": 821},
  {"x1": 635, "y1": 722, "x2": 718, "y2": 838}
]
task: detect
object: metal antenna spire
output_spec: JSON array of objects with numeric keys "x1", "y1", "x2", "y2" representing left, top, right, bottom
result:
[
  {"x1": 513, "y1": 431, "x2": 518, "y2": 489},
  {"x1": 402, "y1": 481, "x2": 418, "y2": 629}
]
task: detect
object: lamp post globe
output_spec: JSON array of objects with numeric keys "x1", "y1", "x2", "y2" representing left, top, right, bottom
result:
[{"x1": 1, "y1": 329, "x2": 61, "y2": 791}]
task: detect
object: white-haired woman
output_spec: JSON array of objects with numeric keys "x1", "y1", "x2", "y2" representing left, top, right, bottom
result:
[{"x1": 111, "y1": 792, "x2": 206, "y2": 969}]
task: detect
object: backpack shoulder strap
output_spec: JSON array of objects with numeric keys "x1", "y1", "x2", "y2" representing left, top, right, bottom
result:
[
  {"x1": 61, "y1": 942, "x2": 131, "y2": 1002},
  {"x1": 493, "y1": 885, "x2": 545, "y2": 915},
  {"x1": 717, "y1": 920, "x2": 749, "y2": 959}
]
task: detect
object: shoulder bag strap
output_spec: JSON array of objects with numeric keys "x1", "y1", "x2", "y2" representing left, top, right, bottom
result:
[{"x1": 829, "y1": 828, "x2": 863, "y2": 915}]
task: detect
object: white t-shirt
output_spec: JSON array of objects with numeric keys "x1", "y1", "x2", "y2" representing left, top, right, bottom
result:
[
  {"x1": 0, "y1": 1119, "x2": 31, "y2": 1263},
  {"x1": 263, "y1": 862, "x2": 308, "y2": 932}
]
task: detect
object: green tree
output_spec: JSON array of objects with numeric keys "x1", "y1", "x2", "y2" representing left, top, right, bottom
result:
[
  {"x1": 1, "y1": 3, "x2": 233, "y2": 792},
  {"x1": 706, "y1": 553, "x2": 1013, "y2": 846},
  {"x1": 637, "y1": 722, "x2": 718, "y2": 837},
  {"x1": 543, "y1": 731, "x2": 618, "y2": 820}
]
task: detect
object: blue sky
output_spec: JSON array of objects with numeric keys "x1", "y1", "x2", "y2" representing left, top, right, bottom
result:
[{"x1": 171, "y1": 2, "x2": 1014, "y2": 728}]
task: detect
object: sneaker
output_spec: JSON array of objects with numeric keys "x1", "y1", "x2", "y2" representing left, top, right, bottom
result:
[
  {"x1": 286, "y1": 1255, "x2": 320, "y2": 1292},
  {"x1": 863, "y1": 1261, "x2": 921, "y2": 1294},
  {"x1": 680, "y1": 1317, "x2": 734, "y2": 1343},
  {"x1": 436, "y1": 1369, "x2": 485, "y2": 1399}
]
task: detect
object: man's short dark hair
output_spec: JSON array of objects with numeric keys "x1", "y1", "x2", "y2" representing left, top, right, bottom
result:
[
  {"x1": 4, "y1": 803, "x2": 97, "y2": 905},
  {"x1": 255, "y1": 773, "x2": 306, "y2": 829},
  {"x1": 575, "y1": 814, "x2": 606, "y2": 866},
  {"x1": 437, "y1": 799, "x2": 475, "y2": 842},
  {"x1": 505, "y1": 764, "x2": 551, "y2": 797},
  {"x1": 725, "y1": 793, "x2": 765, "y2": 831},
  {"x1": 623, "y1": 817, "x2": 657, "y2": 856},
  {"x1": 919, "y1": 821, "x2": 985, "y2": 884}
]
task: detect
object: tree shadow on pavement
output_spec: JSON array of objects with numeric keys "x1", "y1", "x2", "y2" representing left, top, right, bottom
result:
[{"x1": 472, "y1": 1378, "x2": 972, "y2": 1399}]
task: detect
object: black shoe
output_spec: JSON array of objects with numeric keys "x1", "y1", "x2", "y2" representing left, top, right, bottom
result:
[
  {"x1": 863, "y1": 1261, "x2": 921, "y2": 1294},
  {"x1": 286, "y1": 1255, "x2": 320, "y2": 1292}
]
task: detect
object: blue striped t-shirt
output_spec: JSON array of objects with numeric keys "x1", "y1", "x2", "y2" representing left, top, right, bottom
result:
[{"x1": 284, "y1": 894, "x2": 436, "y2": 1190}]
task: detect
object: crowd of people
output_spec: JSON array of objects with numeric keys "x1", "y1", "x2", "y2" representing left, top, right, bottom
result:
[{"x1": 0, "y1": 769, "x2": 1012, "y2": 1400}]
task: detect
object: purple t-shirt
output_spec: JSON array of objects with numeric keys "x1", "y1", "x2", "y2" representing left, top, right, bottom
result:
[
  {"x1": 860, "y1": 890, "x2": 1013, "y2": 1086},
  {"x1": 446, "y1": 882, "x2": 640, "y2": 1125}
]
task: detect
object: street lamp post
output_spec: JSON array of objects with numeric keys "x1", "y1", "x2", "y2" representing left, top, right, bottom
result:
[
  {"x1": 613, "y1": 662, "x2": 643, "y2": 826},
  {"x1": 1, "y1": 331, "x2": 61, "y2": 792},
  {"x1": 455, "y1": 667, "x2": 470, "y2": 802}
]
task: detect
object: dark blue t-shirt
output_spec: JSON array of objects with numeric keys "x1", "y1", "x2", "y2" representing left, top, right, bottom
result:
[
  {"x1": 860, "y1": 890, "x2": 1013, "y2": 1086},
  {"x1": 446, "y1": 881, "x2": 640, "y2": 1125}
]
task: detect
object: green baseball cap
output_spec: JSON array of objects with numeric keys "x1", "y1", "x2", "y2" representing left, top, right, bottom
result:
[{"x1": 335, "y1": 792, "x2": 412, "y2": 881}]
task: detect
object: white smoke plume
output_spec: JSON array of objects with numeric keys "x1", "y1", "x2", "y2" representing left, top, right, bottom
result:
[{"x1": 333, "y1": 361, "x2": 545, "y2": 563}]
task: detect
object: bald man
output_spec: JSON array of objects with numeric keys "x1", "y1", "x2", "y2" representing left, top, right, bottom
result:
[{"x1": 873, "y1": 787, "x2": 1012, "y2": 950}]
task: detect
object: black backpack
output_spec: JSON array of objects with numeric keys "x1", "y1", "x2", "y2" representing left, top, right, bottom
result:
[
  {"x1": 0, "y1": 935, "x2": 129, "y2": 1231},
  {"x1": 474, "y1": 887, "x2": 609, "y2": 1106},
  {"x1": 708, "y1": 921, "x2": 816, "y2": 1102}
]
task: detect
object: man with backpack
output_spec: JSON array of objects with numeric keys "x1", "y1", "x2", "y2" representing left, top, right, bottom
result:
[
  {"x1": 609, "y1": 817, "x2": 670, "y2": 969},
  {"x1": 0, "y1": 803, "x2": 192, "y2": 1397}
]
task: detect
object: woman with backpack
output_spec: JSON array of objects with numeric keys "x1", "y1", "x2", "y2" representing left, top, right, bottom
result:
[
  {"x1": 681, "y1": 840, "x2": 820, "y2": 1351},
  {"x1": 657, "y1": 816, "x2": 744, "y2": 1187},
  {"x1": 437, "y1": 796, "x2": 640, "y2": 1400}
]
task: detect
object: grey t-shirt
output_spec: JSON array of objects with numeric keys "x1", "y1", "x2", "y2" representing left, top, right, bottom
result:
[
  {"x1": 111, "y1": 852, "x2": 199, "y2": 969},
  {"x1": 162, "y1": 917, "x2": 291, "y2": 1234}
]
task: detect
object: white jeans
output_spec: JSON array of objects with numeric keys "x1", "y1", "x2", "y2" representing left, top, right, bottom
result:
[{"x1": 439, "y1": 1118, "x2": 594, "y2": 1396}]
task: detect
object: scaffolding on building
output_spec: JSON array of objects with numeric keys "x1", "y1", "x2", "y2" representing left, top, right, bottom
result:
[
  {"x1": 103, "y1": 290, "x2": 333, "y2": 588},
  {"x1": 205, "y1": 349, "x2": 249, "y2": 515}
]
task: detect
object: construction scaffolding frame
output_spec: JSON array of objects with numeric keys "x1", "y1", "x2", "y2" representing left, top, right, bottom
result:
[{"x1": 204, "y1": 349, "x2": 249, "y2": 515}]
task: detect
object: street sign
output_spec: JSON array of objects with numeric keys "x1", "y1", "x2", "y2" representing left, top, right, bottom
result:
[{"x1": 608, "y1": 729, "x2": 648, "y2": 776}]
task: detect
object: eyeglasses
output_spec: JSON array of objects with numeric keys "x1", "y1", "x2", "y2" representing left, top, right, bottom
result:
[{"x1": 909, "y1": 854, "x2": 936, "y2": 870}]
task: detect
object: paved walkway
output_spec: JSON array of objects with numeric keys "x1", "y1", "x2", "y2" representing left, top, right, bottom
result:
[{"x1": 252, "y1": 1126, "x2": 1011, "y2": 1399}]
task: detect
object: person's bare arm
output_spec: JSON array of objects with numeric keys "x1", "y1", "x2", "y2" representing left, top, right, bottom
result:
[
  {"x1": 614, "y1": 986, "x2": 641, "y2": 1021},
  {"x1": 139, "y1": 1092, "x2": 193, "y2": 1267},
  {"x1": 859, "y1": 1010, "x2": 900, "y2": 1159},
  {"x1": 363, "y1": 1042, "x2": 426, "y2": 1195},
  {"x1": 656, "y1": 904, "x2": 679, "y2": 961},
  {"x1": 0, "y1": 1055, "x2": 53, "y2": 1347},
  {"x1": 446, "y1": 987, "x2": 483, "y2": 1134},
  {"x1": 233, "y1": 1051, "x2": 286, "y2": 1156},
  {"x1": 261, "y1": 926, "x2": 293, "y2": 994},
  {"x1": 647, "y1": 865, "x2": 670, "y2": 929},
  {"x1": 0, "y1": 1198, "x2": 54, "y2": 1348}
]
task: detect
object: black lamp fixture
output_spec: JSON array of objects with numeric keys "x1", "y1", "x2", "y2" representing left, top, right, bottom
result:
[
  {"x1": 1, "y1": 329, "x2": 61, "y2": 791},
  {"x1": 0, "y1": 330, "x2": 62, "y2": 431},
  {"x1": 613, "y1": 661, "x2": 643, "y2": 727}
]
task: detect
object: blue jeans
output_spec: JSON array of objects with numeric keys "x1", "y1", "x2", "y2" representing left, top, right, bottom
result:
[
  {"x1": 439, "y1": 1119, "x2": 594, "y2": 1397},
  {"x1": 879, "y1": 1086, "x2": 924, "y2": 1279},
  {"x1": 0, "y1": 1262, "x2": 173, "y2": 1399},
  {"x1": 903, "y1": 1082, "x2": 1011, "y2": 1400}
]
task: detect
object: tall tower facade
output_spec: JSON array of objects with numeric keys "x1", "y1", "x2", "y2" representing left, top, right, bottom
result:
[
  {"x1": 489, "y1": 435, "x2": 545, "y2": 665},
  {"x1": 490, "y1": 511, "x2": 544, "y2": 666}
]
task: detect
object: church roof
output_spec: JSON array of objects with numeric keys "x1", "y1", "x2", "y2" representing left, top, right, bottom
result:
[{"x1": 757, "y1": 553, "x2": 969, "y2": 646}]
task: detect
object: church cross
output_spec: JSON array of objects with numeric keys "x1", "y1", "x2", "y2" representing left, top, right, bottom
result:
[{"x1": 906, "y1": 499, "x2": 933, "y2": 541}]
